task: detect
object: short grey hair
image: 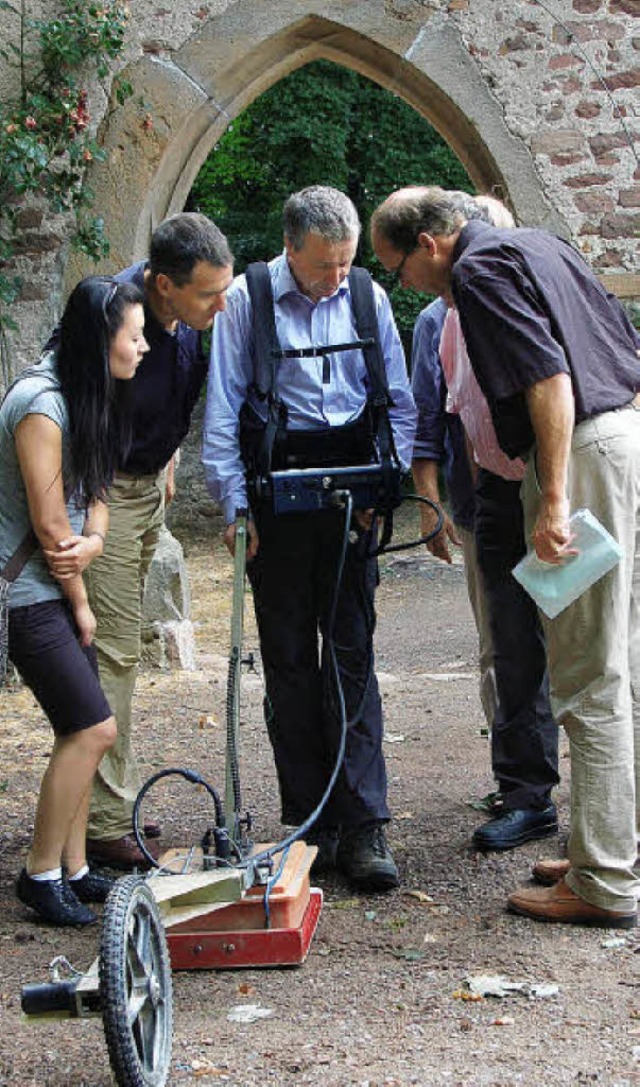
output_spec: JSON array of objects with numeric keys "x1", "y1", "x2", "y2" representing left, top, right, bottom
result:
[
  {"x1": 371, "y1": 186, "x2": 476, "y2": 252},
  {"x1": 283, "y1": 186, "x2": 361, "y2": 250}
]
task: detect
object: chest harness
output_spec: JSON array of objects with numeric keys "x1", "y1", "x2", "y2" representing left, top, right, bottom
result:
[{"x1": 239, "y1": 262, "x2": 403, "y2": 547}]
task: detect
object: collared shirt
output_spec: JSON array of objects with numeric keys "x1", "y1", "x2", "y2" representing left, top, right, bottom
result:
[
  {"x1": 203, "y1": 252, "x2": 416, "y2": 523},
  {"x1": 115, "y1": 262, "x2": 207, "y2": 475},
  {"x1": 451, "y1": 221, "x2": 640, "y2": 459},
  {"x1": 411, "y1": 299, "x2": 475, "y2": 531},
  {"x1": 440, "y1": 307, "x2": 525, "y2": 482}
]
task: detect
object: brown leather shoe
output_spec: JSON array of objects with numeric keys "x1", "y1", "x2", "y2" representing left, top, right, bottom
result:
[
  {"x1": 86, "y1": 834, "x2": 159, "y2": 871},
  {"x1": 508, "y1": 878, "x2": 637, "y2": 929},
  {"x1": 532, "y1": 857, "x2": 570, "y2": 885},
  {"x1": 143, "y1": 821, "x2": 162, "y2": 840}
]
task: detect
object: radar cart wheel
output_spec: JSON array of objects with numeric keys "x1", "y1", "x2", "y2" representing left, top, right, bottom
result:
[{"x1": 100, "y1": 875, "x2": 173, "y2": 1087}]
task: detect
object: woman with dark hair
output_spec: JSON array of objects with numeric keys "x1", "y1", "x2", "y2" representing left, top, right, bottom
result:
[{"x1": 0, "y1": 275, "x2": 148, "y2": 926}]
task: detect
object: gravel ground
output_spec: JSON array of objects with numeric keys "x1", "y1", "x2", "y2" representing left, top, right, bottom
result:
[{"x1": 1, "y1": 516, "x2": 639, "y2": 1087}]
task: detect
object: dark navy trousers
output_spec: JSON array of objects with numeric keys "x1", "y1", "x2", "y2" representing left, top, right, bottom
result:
[
  {"x1": 247, "y1": 507, "x2": 389, "y2": 830},
  {"x1": 474, "y1": 469, "x2": 559, "y2": 810}
]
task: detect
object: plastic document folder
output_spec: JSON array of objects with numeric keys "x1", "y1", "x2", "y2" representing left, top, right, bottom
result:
[{"x1": 512, "y1": 508, "x2": 623, "y2": 620}]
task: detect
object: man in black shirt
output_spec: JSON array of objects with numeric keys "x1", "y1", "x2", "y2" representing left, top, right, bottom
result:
[
  {"x1": 83, "y1": 213, "x2": 234, "y2": 869},
  {"x1": 372, "y1": 186, "x2": 639, "y2": 928}
]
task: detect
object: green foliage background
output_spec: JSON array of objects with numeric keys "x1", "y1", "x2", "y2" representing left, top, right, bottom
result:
[{"x1": 190, "y1": 60, "x2": 473, "y2": 339}]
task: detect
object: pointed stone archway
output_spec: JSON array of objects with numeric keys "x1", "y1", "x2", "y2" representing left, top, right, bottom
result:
[{"x1": 68, "y1": 1, "x2": 566, "y2": 284}]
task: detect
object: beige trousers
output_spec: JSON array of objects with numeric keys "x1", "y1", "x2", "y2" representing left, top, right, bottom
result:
[
  {"x1": 522, "y1": 406, "x2": 639, "y2": 913},
  {"x1": 84, "y1": 472, "x2": 165, "y2": 839}
]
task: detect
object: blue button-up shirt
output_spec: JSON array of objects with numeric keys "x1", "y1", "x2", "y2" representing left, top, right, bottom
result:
[{"x1": 203, "y1": 252, "x2": 416, "y2": 523}]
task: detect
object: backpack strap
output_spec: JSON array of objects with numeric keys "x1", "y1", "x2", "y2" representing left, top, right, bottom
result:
[
  {"x1": 0, "y1": 530, "x2": 38, "y2": 583},
  {"x1": 245, "y1": 263, "x2": 279, "y2": 401},
  {"x1": 348, "y1": 268, "x2": 401, "y2": 549},
  {"x1": 245, "y1": 263, "x2": 288, "y2": 477},
  {"x1": 348, "y1": 268, "x2": 394, "y2": 411}
]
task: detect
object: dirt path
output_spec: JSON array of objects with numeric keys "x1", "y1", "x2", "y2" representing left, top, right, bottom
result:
[{"x1": 1, "y1": 523, "x2": 639, "y2": 1087}]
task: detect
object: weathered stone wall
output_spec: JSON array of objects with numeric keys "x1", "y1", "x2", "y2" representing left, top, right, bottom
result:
[
  {"x1": 450, "y1": 0, "x2": 639, "y2": 274},
  {"x1": 1, "y1": 0, "x2": 637, "y2": 374}
]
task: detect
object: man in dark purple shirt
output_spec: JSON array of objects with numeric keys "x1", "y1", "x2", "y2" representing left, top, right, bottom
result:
[
  {"x1": 82, "y1": 213, "x2": 234, "y2": 870},
  {"x1": 372, "y1": 185, "x2": 639, "y2": 929}
]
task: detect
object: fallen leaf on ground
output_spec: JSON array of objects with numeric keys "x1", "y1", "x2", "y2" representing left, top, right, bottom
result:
[
  {"x1": 198, "y1": 714, "x2": 218, "y2": 729},
  {"x1": 403, "y1": 889, "x2": 435, "y2": 904}
]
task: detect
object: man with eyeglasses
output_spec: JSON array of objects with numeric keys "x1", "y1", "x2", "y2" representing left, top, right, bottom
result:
[
  {"x1": 372, "y1": 185, "x2": 639, "y2": 929},
  {"x1": 80, "y1": 213, "x2": 234, "y2": 870},
  {"x1": 409, "y1": 195, "x2": 559, "y2": 855}
]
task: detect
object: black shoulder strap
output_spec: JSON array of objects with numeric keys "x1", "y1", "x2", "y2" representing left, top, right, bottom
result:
[
  {"x1": 349, "y1": 266, "x2": 399, "y2": 464},
  {"x1": 245, "y1": 262, "x2": 280, "y2": 400},
  {"x1": 348, "y1": 267, "x2": 394, "y2": 410},
  {"x1": 244, "y1": 262, "x2": 288, "y2": 477}
]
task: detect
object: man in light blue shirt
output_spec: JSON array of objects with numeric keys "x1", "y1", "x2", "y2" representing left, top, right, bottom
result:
[{"x1": 203, "y1": 186, "x2": 416, "y2": 891}]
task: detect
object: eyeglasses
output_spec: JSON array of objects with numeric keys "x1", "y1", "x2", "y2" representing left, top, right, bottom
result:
[{"x1": 391, "y1": 244, "x2": 418, "y2": 284}]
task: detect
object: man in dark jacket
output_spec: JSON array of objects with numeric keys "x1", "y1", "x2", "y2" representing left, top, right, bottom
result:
[{"x1": 84, "y1": 213, "x2": 233, "y2": 868}]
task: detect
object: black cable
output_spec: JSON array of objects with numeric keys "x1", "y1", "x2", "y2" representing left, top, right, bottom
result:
[
  {"x1": 131, "y1": 496, "x2": 355, "y2": 876},
  {"x1": 131, "y1": 489, "x2": 443, "y2": 874},
  {"x1": 132, "y1": 767, "x2": 229, "y2": 871},
  {"x1": 373, "y1": 493, "x2": 444, "y2": 555},
  {"x1": 248, "y1": 490, "x2": 354, "y2": 868},
  {"x1": 324, "y1": 517, "x2": 377, "y2": 730}
]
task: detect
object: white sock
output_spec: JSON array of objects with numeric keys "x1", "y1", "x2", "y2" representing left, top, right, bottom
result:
[
  {"x1": 30, "y1": 867, "x2": 63, "y2": 882},
  {"x1": 68, "y1": 864, "x2": 90, "y2": 882}
]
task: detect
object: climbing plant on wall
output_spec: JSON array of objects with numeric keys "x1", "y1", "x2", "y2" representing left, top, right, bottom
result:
[
  {"x1": 191, "y1": 59, "x2": 473, "y2": 339},
  {"x1": 0, "y1": 0, "x2": 132, "y2": 385}
]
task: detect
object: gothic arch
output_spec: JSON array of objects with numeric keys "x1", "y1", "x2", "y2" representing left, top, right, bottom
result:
[{"x1": 69, "y1": 2, "x2": 565, "y2": 283}]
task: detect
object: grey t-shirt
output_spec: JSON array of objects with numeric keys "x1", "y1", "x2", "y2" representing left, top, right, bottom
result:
[{"x1": 0, "y1": 355, "x2": 85, "y2": 608}]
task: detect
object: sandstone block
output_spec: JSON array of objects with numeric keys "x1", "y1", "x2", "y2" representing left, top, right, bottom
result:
[
  {"x1": 531, "y1": 130, "x2": 585, "y2": 155},
  {"x1": 563, "y1": 173, "x2": 609, "y2": 187},
  {"x1": 574, "y1": 192, "x2": 615, "y2": 213},
  {"x1": 575, "y1": 100, "x2": 601, "y2": 119},
  {"x1": 600, "y1": 211, "x2": 640, "y2": 239},
  {"x1": 619, "y1": 187, "x2": 640, "y2": 208}
]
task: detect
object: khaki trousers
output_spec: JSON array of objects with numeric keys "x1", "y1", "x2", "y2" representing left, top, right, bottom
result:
[
  {"x1": 84, "y1": 472, "x2": 165, "y2": 839},
  {"x1": 522, "y1": 406, "x2": 639, "y2": 913}
]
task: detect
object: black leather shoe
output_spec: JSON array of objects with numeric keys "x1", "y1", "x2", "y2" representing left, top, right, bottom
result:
[
  {"x1": 16, "y1": 869, "x2": 97, "y2": 926},
  {"x1": 473, "y1": 804, "x2": 558, "y2": 852},
  {"x1": 305, "y1": 826, "x2": 340, "y2": 875},
  {"x1": 337, "y1": 823, "x2": 399, "y2": 892},
  {"x1": 67, "y1": 869, "x2": 115, "y2": 903}
]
